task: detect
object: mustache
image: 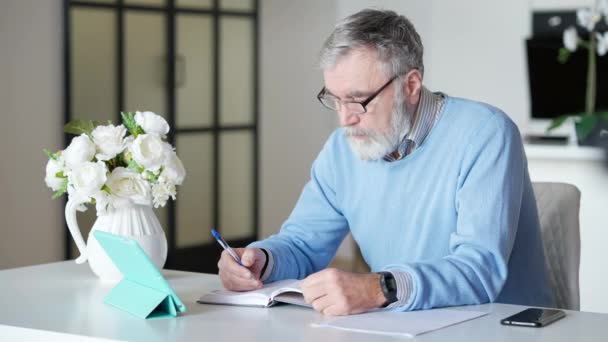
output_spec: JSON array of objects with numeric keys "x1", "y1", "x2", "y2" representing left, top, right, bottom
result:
[{"x1": 344, "y1": 127, "x2": 376, "y2": 138}]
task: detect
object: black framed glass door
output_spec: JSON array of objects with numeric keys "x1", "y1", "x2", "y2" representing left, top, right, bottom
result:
[{"x1": 64, "y1": 0, "x2": 259, "y2": 273}]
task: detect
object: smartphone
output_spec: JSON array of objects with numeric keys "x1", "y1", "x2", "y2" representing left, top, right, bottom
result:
[{"x1": 500, "y1": 308, "x2": 565, "y2": 327}]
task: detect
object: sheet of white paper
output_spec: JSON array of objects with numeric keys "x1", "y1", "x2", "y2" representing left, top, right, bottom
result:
[{"x1": 312, "y1": 308, "x2": 488, "y2": 338}]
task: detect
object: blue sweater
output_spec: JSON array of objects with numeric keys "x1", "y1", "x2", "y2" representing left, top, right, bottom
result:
[{"x1": 251, "y1": 96, "x2": 555, "y2": 311}]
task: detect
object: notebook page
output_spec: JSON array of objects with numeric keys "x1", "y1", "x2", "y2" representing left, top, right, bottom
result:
[
  {"x1": 312, "y1": 308, "x2": 488, "y2": 337},
  {"x1": 198, "y1": 279, "x2": 301, "y2": 307}
]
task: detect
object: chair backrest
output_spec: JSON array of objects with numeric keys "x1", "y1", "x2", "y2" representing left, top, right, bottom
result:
[{"x1": 532, "y1": 182, "x2": 581, "y2": 310}]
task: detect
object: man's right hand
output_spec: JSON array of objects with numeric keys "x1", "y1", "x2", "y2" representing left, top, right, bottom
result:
[{"x1": 217, "y1": 247, "x2": 266, "y2": 291}]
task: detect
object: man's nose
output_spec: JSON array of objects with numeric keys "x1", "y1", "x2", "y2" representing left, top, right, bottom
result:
[{"x1": 338, "y1": 108, "x2": 360, "y2": 127}]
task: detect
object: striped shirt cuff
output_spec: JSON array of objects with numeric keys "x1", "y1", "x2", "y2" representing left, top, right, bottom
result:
[
  {"x1": 384, "y1": 270, "x2": 414, "y2": 309},
  {"x1": 259, "y1": 248, "x2": 274, "y2": 282}
]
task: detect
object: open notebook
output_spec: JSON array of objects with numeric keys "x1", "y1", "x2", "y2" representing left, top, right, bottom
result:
[{"x1": 198, "y1": 279, "x2": 310, "y2": 308}]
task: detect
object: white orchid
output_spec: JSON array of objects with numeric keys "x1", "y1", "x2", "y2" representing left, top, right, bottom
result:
[
  {"x1": 563, "y1": 26, "x2": 579, "y2": 52},
  {"x1": 91, "y1": 124, "x2": 128, "y2": 161},
  {"x1": 135, "y1": 111, "x2": 169, "y2": 137},
  {"x1": 597, "y1": 32, "x2": 608, "y2": 56},
  {"x1": 577, "y1": 6, "x2": 602, "y2": 32},
  {"x1": 63, "y1": 134, "x2": 96, "y2": 170},
  {"x1": 599, "y1": 0, "x2": 608, "y2": 19}
]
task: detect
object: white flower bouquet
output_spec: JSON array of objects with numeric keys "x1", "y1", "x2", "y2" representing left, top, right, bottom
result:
[{"x1": 44, "y1": 111, "x2": 186, "y2": 214}]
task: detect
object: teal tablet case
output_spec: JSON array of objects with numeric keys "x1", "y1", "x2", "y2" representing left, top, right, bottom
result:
[{"x1": 93, "y1": 230, "x2": 187, "y2": 319}]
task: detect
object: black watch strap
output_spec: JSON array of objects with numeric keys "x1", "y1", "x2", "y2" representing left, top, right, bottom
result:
[{"x1": 378, "y1": 271, "x2": 398, "y2": 307}]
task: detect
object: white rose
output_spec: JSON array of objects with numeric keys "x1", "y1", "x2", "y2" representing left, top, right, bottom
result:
[
  {"x1": 130, "y1": 134, "x2": 168, "y2": 171},
  {"x1": 106, "y1": 167, "x2": 151, "y2": 206},
  {"x1": 63, "y1": 134, "x2": 96, "y2": 170},
  {"x1": 92, "y1": 124, "x2": 128, "y2": 161},
  {"x1": 161, "y1": 147, "x2": 186, "y2": 186},
  {"x1": 44, "y1": 158, "x2": 65, "y2": 191},
  {"x1": 135, "y1": 111, "x2": 169, "y2": 137},
  {"x1": 67, "y1": 161, "x2": 107, "y2": 199},
  {"x1": 152, "y1": 181, "x2": 176, "y2": 208}
]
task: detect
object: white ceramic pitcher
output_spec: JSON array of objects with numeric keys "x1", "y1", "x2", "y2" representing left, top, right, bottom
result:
[{"x1": 64, "y1": 199, "x2": 168, "y2": 282}]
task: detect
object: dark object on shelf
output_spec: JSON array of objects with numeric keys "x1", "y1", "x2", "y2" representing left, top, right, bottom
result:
[
  {"x1": 527, "y1": 11, "x2": 608, "y2": 120},
  {"x1": 525, "y1": 134, "x2": 569, "y2": 145}
]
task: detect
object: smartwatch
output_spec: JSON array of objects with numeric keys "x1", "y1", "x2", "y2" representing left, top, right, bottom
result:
[{"x1": 378, "y1": 271, "x2": 398, "y2": 307}]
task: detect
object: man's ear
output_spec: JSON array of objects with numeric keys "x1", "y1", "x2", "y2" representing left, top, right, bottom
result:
[{"x1": 402, "y1": 69, "x2": 423, "y2": 106}]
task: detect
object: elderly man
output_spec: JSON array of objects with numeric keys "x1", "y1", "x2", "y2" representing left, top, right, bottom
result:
[{"x1": 217, "y1": 9, "x2": 554, "y2": 315}]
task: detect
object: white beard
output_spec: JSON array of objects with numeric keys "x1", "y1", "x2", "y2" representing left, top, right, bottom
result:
[{"x1": 344, "y1": 93, "x2": 412, "y2": 161}]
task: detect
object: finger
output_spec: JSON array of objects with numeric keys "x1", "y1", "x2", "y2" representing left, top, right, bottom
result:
[
  {"x1": 302, "y1": 282, "x2": 327, "y2": 304},
  {"x1": 220, "y1": 269, "x2": 262, "y2": 291},
  {"x1": 322, "y1": 304, "x2": 342, "y2": 316},
  {"x1": 219, "y1": 250, "x2": 254, "y2": 279},
  {"x1": 220, "y1": 262, "x2": 261, "y2": 288},
  {"x1": 240, "y1": 248, "x2": 258, "y2": 267},
  {"x1": 310, "y1": 293, "x2": 332, "y2": 314}
]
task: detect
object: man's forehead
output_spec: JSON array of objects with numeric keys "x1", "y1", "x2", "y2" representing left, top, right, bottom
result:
[{"x1": 323, "y1": 51, "x2": 385, "y2": 97}]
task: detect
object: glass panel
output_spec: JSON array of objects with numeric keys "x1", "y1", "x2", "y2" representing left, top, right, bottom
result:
[
  {"x1": 219, "y1": 18, "x2": 253, "y2": 125},
  {"x1": 219, "y1": 131, "x2": 253, "y2": 240},
  {"x1": 176, "y1": 14, "x2": 213, "y2": 128},
  {"x1": 125, "y1": 12, "x2": 167, "y2": 118},
  {"x1": 124, "y1": 0, "x2": 166, "y2": 6},
  {"x1": 176, "y1": 134, "x2": 214, "y2": 247},
  {"x1": 176, "y1": 0, "x2": 213, "y2": 9},
  {"x1": 220, "y1": 0, "x2": 253, "y2": 11},
  {"x1": 71, "y1": 8, "x2": 116, "y2": 123}
]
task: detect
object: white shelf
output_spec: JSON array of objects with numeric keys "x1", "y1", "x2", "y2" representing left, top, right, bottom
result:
[{"x1": 524, "y1": 143, "x2": 605, "y2": 161}]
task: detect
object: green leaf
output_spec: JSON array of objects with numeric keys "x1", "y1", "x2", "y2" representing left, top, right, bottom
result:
[
  {"x1": 54, "y1": 171, "x2": 66, "y2": 178},
  {"x1": 127, "y1": 158, "x2": 144, "y2": 173},
  {"x1": 121, "y1": 112, "x2": 145, "y2": 137},
  {"x1": 146, "y1": 170, "x2": 159, "y2": 182},
  {"x1": 557, "y1": 47, "x2": 571, "y2": 64},
  {"x1": 43, "y1": 148, "x2": 58, "y2": 161},
  {"x1": 575, "y1": 115, "x2": 599, "y2": 141},
  {"x1": 64, "y1": 120, "x2": 103, "y2": 137},
  {"x1": 546, "y1": 115, "x2": 571, "y2": 132}
]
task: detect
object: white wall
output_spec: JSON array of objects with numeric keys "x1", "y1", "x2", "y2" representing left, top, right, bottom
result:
[
  {"x1": 0, "y1": 0, "x2": 64, "y2": 269},
  {"x1": 258, "y1": 0, "x2": 337, "y2": 237}
]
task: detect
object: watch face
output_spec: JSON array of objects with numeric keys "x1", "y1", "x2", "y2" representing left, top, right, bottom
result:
[{"x1": 385, "y1": 273, "x2": 397, "y2": 292}]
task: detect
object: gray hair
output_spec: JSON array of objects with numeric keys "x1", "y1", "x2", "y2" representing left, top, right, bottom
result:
[{"x1": 319, "y1": 9, "x2": 424, "y2": 78}]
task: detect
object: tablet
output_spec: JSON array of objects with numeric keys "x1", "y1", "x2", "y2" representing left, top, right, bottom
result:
[{"x1": 93, "y1": 230, "x2": 186, "y2": 313}]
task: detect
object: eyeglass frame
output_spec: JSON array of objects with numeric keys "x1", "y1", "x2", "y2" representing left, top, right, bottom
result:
[{"x1": 316, "y1": 74, "x2": 401, "y2": 115}]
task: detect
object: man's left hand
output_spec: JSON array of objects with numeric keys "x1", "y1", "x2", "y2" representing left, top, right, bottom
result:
[{"x1": 301, "y1": 268, "x2": 387, "y2": 316}]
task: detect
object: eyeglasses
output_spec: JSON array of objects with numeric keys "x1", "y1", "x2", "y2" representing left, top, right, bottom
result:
[{"x1": 316, "y1": 75, "x2": 399, "y2": 115}]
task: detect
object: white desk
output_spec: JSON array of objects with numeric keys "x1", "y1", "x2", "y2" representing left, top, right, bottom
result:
[{"x1": 1, "y1": 262, "x2": 607, "y2": 341}]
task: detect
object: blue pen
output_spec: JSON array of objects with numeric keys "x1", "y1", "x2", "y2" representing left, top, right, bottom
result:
[{"x1": 211, "y1": 229, "x2": 243, "y2": 266}]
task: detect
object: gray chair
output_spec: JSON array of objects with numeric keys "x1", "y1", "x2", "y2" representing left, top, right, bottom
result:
[
  {"x1": 349, "y1": 181, "x2": 582, "y2": 310},
  {"x1": 532, "y1": 182, "x2": 581, "y2": 310}
]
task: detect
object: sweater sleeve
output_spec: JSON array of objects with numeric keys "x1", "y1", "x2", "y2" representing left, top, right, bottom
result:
[
  {"x1": 249, "y1": 134, "x2": 349, "y2": 282},
  {"x1": 383, "y1": 112, "x2": 526, "y2": 311}
]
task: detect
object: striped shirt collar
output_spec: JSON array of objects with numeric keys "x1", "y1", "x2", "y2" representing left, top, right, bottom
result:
[{"x1": 383, "y1": 87, "x2": 444, "y2": 162}]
